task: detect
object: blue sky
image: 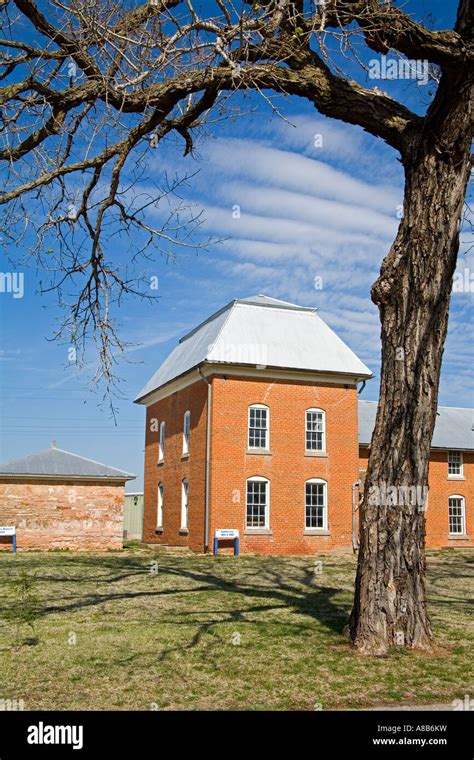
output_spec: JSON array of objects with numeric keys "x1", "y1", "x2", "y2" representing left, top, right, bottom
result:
[{"x1": 0, "y1": 0, "x2": 472, "y2": 490}]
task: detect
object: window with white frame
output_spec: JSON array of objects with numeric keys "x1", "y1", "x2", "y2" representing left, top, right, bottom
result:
[
  {"x1": 448, "y1": 450, "x2": 463, "y2": 477},
  {"x1": 158, "y1": 421, "x2": 165, "y2": 462},
  {"x1": 181, "y1": 479, "x2": 189, "y2": 530},
  {"x1": 246, "y1": 477, "x2": 269, "y2": 528},
  {"x1": 305, "y1": 479, "x2": 328, "y2": 530},
  {"x1": 157, "y1": 483, "x2": 164, "y2": 528},
  {"x1": 183, "y1": 410, "x2": 191, "y2": 455},
  {"x1": 248, "y1": 404, "x2": 269, "y2": 449},
  {"x1": 306, "y1": 409, "x2": 326, "y2": 452},
  {"x1": 448, "y1": 495, "x2": 466, "y2": 535}
]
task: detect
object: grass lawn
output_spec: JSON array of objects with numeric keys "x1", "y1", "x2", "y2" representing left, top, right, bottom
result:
[{"x1": 0, "y1": 547, "x2": 472, "y2": 710}]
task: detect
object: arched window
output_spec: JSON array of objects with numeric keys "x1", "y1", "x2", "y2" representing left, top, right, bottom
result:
[
  {"x1": 305, "y1": 478, "x2": 328, "y2": 530},
  {"x1": 248, "y1": 404, "x2": 269, "y2": 449},
  {"x1": 181, "y1": 479, "x2": 189, "y2": 531},
  {"x1": 183, "y1": 410, "x2": 191, "y2": 455},
  {"x1": 448, "y1": 495, "x2": 466, "y2": 535},
  {"x1": 157, "y1": 483, "x2": 164, "y2": 528},
  {"x1": 305, "y1": 408, "x2": 326, "y2": 452},
  {"x1": 246, "y1": 476, "x2": 270, "y2": 529},
  {"x1": 158, "y1": 420, "x2": 165, "y2": 462}
]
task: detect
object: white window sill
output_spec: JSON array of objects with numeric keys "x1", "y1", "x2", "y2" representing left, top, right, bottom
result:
[
  {"x1": 447, "y1": 475, "x2": 465, "y2": 480},
  {"x1": 157, "y1": 460, "x2": 164, "y2": 466},
  {"x1": 304, "y1": 451, "x2": 328, "y2": 458},
  {"x1": 244, "y1": 528, "x2": 273, "y2": 536},
  {"x1": 448, "y1": 534, "x2": 469, "y2": 540},
  {"x1": 246, "y1": 448, "x2": 272, "y2": 456},
  {"x1": 155, "y1": 527, "x2": 163, "y2": 534},
  {"x1": 181, "y1": 453, "x2": 190, "y2": 461},
  {"x1": 179, "y1": 528, "x2": 189, "y2": 535},
  {"x1": 304, "y1": 529, "x2": 331, "y2": 536}
]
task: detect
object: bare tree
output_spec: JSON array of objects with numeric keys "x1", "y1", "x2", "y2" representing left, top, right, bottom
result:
[{"x1": 1, "y1": 0, "x2": 472, "y2": 654}]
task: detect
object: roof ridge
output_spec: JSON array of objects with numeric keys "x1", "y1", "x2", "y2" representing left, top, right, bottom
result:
[
  {"x1": 179, "y1": 299, "x2": 236, "y2": 344},
  {"x1": 52, "y1": 447, "x2": 135, "y2": 476},
  {"x1": 236, "y1": 294, "x2": 316, "y2": 312},
  {"x1": 206, "y1": 301, "x2": 236, "y2": 358}
]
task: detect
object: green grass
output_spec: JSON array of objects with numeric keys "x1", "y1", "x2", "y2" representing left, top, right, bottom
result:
[{"x1": 0, "y1": 548, "x2": 472, "y2": 710}]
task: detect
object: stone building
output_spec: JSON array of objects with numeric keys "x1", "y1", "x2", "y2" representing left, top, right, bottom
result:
[{"x1": 0, "y1": 443, "x2": 134, "y2": 550}]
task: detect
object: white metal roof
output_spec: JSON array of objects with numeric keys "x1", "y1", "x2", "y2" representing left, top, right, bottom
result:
[
  {"x1": 136, "y1": 294, "x2": 372, "y2": 402},
  {"x1": 358, "y1": 401, "x2": 474, "y2": 450}
]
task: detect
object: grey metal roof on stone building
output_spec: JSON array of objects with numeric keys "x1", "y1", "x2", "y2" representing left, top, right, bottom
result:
[
  {"x1": 0, "y1": 445, "x2": 135, "y2": 480},
  {"x1": 136, "y1": 294, "x2": 372, "y2": 402},
  {"x1": 358, "y1": 400, "x2": 474, "y2": 450}
]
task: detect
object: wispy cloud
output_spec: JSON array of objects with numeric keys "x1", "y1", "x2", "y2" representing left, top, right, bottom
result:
[{"x1": 123, "y1": 322, "x2": 193, "y2": 353}]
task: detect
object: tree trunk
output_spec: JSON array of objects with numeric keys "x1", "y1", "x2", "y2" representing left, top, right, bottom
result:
[{"x1": 349, "y1": 65, "x2": 473, "y2": 656}]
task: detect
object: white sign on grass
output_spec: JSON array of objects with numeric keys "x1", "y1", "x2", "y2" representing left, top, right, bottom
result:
[{"x1": 215, "y1": 529, "x2": 239, "y2": 539}]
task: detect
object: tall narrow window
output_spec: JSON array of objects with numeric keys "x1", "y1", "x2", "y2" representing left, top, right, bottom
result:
[
  {"x1": 158, "y1": 421, "x2": 165, "y2": 462},
  {"x1": 448, "y1": 450, "x2": 463, "y2": 477},
  {"x1": 181, "y1": 479, "x2": 189, "y2": 530},
  {"x1": 448, "y1": 495, "x2": 466, "y2": 535},
  {"x1": 246, "y1": 477, "x2": 269, "y2": 528},
  {"x1": 305, "y1": 409, "x2": 325, "y2": 452},
  {"x1": 305, "y1": 479, "x2": 328, "y2": 530},
  {"x1": 157, "y1": 483, "x2": 164, "y2": 528},
  {"x1": 248, "y1": 404, "x2": 269, "y2": 449},
  {"x1": 183, "y1": 410, "x2": 191, "y2": 456}
]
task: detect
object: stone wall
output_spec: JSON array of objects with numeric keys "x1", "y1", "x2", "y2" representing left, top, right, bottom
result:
[{"x1": 0, "y1": 479, "x2": 125, "y2": 550}]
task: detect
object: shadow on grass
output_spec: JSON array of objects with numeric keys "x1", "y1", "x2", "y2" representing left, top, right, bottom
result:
[
  {"x1": 1, "y1": 552, "x2": 471, "y2": 668},
  {"x1": 0, "y1": 554, "x2": 351, "y2": 639}
]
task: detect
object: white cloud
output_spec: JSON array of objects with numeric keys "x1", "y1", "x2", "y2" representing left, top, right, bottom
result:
[
  {"x1": 273, "y1": 114, "x2": 366, "y2": 158},
  {"x1": 123, "y1": 323, "x2": 193, "y2": 353},
  {"x1": 215, "y1": 182, "x2": 398, "y2": 239},
  {"x1": 203, "y1": 138, "x2": 402, "y2": 214}
]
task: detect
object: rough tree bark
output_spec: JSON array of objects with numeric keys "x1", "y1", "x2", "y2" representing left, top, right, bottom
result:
[{"x1": 349, "y1": 53, "x2": 473, "y2": 655}]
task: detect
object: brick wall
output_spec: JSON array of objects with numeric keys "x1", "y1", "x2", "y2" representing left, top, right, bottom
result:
[
  {"x1": 0, "y1": 479, "x2": 125, "y2": 550},
  {"x1": 142, "y1": 373, "x2": 473, "y2": 555},
  {"x1": 209, "y1": 376, "x2": 359, "y2": 555},
  {"x1": 143, "y1": 379, "x2": 208, "y2": 551},
  {"x1": 358, "y1": 447, "x2": 473, "y2": 548}
]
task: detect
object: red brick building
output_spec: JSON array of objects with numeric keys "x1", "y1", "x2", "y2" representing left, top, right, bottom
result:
[
  {"x1": 136, "y1": 295, "x2": 473, "y2": 555},
  {"x1": 0, "y1": 444, "x2": 135, "y2": 550},
  {"x1": 359, "y1": 402, "x2": 473, "y2": 549}
]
